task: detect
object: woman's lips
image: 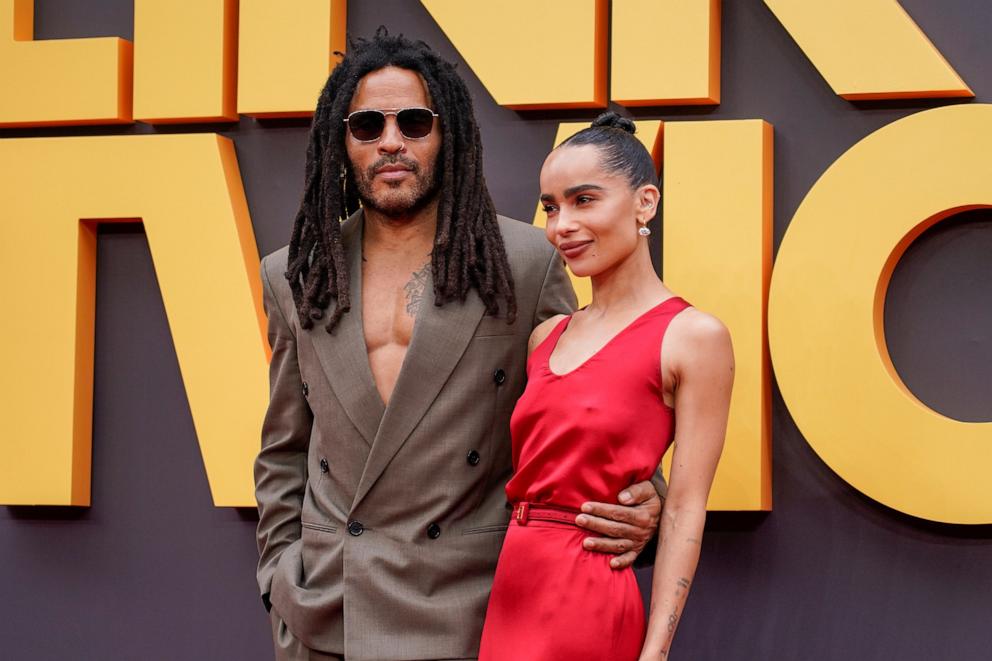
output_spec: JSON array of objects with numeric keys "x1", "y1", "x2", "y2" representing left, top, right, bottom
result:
[{"x1": 558, "y1": 240, "x2": 593, "y2": 259}]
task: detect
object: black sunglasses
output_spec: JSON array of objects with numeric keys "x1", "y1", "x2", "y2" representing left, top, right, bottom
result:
[{"x1": 343, "y1": 107, "x2": 439, "y2": 142}]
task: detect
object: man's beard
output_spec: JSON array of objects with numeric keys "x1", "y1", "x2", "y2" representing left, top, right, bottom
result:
[{"x1": 353, "y1": 155, "x2": 441, "y2": 218}]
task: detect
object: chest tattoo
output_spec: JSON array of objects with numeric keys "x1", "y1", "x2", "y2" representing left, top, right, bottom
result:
[{"x1": 403, "y1": 262, "x2": 431, "y2": 316}]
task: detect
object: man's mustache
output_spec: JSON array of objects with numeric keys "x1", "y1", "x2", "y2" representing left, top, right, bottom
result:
[{"x1": 366, "y1": 156, "x2": 420, "y2": 178}]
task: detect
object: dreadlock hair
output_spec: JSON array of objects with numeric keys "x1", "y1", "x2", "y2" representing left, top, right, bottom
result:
[{"x1": 285, "y1": 27, "x2": 517, "y2": 332}]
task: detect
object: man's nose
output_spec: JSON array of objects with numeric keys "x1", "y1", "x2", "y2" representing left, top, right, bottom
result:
[{"x1": 377, "y1": 116, "x2": 405, "y2": 154}]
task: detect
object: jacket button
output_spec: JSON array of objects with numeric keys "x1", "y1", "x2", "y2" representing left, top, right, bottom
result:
[
  {"x1": 426, "y1": 522, "x2": 442, "y2": 539},
  {"x1": 493, "y1": 368, "x2": 506, "y2": 385},
  {"x1": 319, "y1": 458, "x2": 329, "y2": 473},
  {"x1": 466, "y1": 450, "x2": 481, "y2": 466},
  {"x1": 302, "y1": 382, "x2": 309, "y2": 398},
  {"x1": 347, "y1": 520, "x2": 364, "y2": 536}
]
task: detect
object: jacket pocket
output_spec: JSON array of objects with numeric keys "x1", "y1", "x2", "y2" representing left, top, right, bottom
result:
[{"x1": 301, "y1": 521, "x2": 338, "y2": 534}]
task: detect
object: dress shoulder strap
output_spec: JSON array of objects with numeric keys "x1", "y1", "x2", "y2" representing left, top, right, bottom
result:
[
  {"x1": 621, "y1": 296, "x2": 693, "y2": 391},
  {"x1": 528, "y1": 314, "x2": 572, "y2": 364}
]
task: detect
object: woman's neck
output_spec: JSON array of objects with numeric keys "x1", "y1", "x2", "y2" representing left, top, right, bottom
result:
[{"x1": 586, "y1": 246, "x2": 669, "y2": 317}]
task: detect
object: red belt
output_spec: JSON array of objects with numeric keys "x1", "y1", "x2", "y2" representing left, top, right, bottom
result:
[{"x1": 512, "y1": 502, "x2": 582, "y2": 527}]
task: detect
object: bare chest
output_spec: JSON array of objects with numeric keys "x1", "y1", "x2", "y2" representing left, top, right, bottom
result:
[
  {"x1": 362, "y1": 270, "x2": 421, "y2": 347},
  {"x1": 361, "y1": 259, "x2": 431, "y2": 404},
  {"x1": 548, "y1": 320, "x2": 630, "y2": 375}
]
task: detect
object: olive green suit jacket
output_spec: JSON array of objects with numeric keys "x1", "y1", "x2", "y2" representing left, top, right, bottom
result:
[{"x1": 254, "y1": 210, "x2": 576, "y2": 660}]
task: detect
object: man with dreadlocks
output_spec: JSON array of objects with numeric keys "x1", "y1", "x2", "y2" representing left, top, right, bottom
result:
[{"x1": 254, "y1": 30, "x2": 663, "y2": 661}]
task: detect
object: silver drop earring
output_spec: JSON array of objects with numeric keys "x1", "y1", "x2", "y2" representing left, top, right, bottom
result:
[{"x1": 638, "y1": 224, "x2": 651, "y2": 237}]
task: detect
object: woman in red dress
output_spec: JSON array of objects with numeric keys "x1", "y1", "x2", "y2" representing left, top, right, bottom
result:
[{"x1": 479, "y1": 113, "x2": 734, "y2": 660}]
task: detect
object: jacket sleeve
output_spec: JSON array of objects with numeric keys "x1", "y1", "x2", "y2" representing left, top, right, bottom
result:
[
  {"x1": 533, "y1": 248, "x2": 578, "y2": 324},
  {"x1": 650, "y1": 465, "x2": 669, "y2": 501},
  {"x1": 254, "y1": 255, "x2": 313, "y2": 611}
]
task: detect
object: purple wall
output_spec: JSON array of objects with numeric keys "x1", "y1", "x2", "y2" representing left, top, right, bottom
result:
[{"x1": 2, "y1": 1, "x2": 990, "y2": 659}]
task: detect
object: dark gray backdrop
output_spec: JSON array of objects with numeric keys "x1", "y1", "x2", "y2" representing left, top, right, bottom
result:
[{"x1": 1, "y1": 1, "x2": 990, "y2": 659}]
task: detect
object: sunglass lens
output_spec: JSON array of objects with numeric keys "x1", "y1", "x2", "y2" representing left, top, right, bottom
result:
[
  {"x1": 397, "y1": 108, "x2": 435, "y2": 139},
  {"x1": 349, "y1": 111, "x2": 385, "y2": 141}
]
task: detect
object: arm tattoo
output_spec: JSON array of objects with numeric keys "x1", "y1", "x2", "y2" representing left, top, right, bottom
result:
[
  {"x1": 667, "y1": 605, "x2": 679, "y2": 633},
  {"x1": 404, "y1": 263, "x2": 431, "y2": 315}
]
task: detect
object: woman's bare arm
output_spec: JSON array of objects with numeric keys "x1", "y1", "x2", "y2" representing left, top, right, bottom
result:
[{"x1": 639, "y1": 311, "x2": 734, "y2": 660}]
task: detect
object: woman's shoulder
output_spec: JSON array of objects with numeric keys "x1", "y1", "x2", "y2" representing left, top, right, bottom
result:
[
  {"x1": 665, "y1": 304, "x2": 733, "y2": 370},
  {"x1": 528, "y1": 314, "x2": 569, "y2": 355},
  {"x1": 673, "y1": 306, "x2": 729, "y2": 338}
]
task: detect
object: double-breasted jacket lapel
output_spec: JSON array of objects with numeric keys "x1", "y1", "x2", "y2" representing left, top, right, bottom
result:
[
  {"x1": 305, "y1": 209, "x2": 487, "y2": 509},
  {"x1": 350, "y1": 247, "x2": 487, "y2": 510},
  {"x1": 304, "y1": 212, "x2": 385, "y2": 448}
]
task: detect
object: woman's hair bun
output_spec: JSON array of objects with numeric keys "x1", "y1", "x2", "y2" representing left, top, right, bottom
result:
[{"x1": 591, "y1": 111, "x2": 636, "y2": 135}]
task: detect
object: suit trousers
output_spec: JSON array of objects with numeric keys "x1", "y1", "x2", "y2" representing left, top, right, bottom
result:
[
  {"x1": 269, "y1": 610, "x2": 480, "y2": 661},
  {"x1": 270, "y1": 610, "x2": 344, "y2": 661}
]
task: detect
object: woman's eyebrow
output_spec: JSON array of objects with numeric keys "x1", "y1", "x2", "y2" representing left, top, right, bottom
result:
[
  {"x1": 540, "y1": 184, "x2": 605, "y2": 203},
  {"x1": 563, "y1": 184, "x2": 605, "y2": 198}
]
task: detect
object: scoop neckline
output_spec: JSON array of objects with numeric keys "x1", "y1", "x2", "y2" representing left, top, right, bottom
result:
[{"x1": 544, "y1": 296, "x2": 683, "y2": 378}]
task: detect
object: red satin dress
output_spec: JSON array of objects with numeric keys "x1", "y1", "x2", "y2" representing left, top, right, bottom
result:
[{"x1": 478, "y1": 296, "x2": 691, "y2": 661}]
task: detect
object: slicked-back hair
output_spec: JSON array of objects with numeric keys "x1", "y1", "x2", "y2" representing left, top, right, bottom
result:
[
  {"x1": 558, "y1": 112, "x2": 659, "y2": 190},
  {"x1": 285, "y1": 28, "x2": 517, "y2": 332}
]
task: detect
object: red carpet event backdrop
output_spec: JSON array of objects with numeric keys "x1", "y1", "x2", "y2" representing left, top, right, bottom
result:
[{"x1": 1, "y1": 1, "x2": 989, "y2": 659}]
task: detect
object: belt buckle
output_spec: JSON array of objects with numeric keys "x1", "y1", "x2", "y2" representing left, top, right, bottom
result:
[{"x1": 515, "y1": 502, "x2": 530, "y2": 525}]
